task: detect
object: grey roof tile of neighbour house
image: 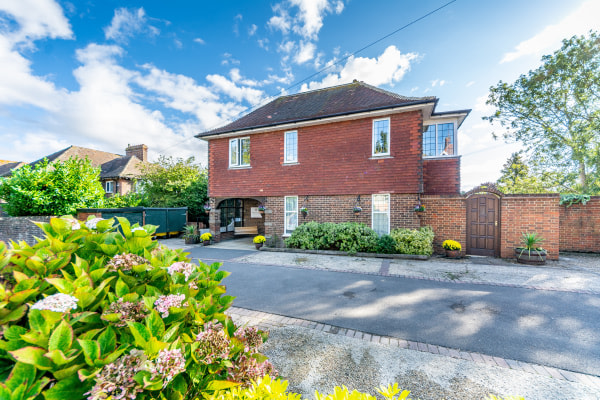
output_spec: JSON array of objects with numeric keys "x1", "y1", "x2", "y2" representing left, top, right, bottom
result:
[
  {"x1": 100, "y1": 155, "x2": 145, "y2": 179},
  {"x1": 30, "y1": 145, "x2": 122, "y2": 169},
  {"x1": 196, "y1": 80, "x2": 438, "y2": 137},
  {"x1": 0, "y1": 161, "x2": 25, "y2": 177}
]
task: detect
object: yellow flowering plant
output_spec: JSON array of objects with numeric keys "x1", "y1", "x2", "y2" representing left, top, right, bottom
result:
[
  {"x1": 253, "y1": 235, "x2": 266, "y2": 244},
  {"x1": 442, "y1": 239, "x2": 461, "y2": 251},
  {"x1": 200, "y1": 232, "x2": 212, "y2": 241}
]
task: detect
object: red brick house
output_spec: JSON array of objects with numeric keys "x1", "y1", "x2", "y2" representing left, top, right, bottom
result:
[{"x1": 197, "y1": 81, "x2": 470, "y2": 241}]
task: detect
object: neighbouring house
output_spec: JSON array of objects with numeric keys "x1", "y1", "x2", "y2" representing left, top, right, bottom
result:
[
  {"x1": 0, "y1": 144, "x2": 149, "y2": 197},
  {"x1": 196, "y1": 80, "x2": 470, "y2": 241},
  {"x1": 0, "y1": 161, "x2": 25, "y2": 179}
]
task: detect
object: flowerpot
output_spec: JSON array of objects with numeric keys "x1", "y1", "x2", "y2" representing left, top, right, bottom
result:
[
  {"x1": 255, "y1": 243, "x2": 263, "y2": 250},
  {"x1": 205, "y1": 210, "x2": 210, "y2": 215},
  {"x1": 301, "y1": 211, "x2": 308, "y2": 218},
  {"x1": 184, "y1": 237, "x2": 197, "y2": 245},
  {"x1": 354, "y1": 211, "x2": 360, "y2": 216},
  {"x1": 259, "y1": 210, "x2": 265, "y2": 215},
  {"x1": 203, "y1": 240, "x2": 210, "y2": 246},
  {"x1": 515, "y1": 248, "x2": 546, "y2": 265},
  {"x1": 445, "y1": 249, "x2": 461, "y2": 259}
]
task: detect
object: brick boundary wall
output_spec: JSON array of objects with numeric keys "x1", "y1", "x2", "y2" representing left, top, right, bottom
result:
[
  {"x1": 559, "y1": 196, "x2": 600, "y2": 252},
  {"x1": 0, "y1": 216, "x2": 53, "y2": 245},
  {"x1": 501, "y1": 194, "x2": 560, "y2": 260},
  {"x1": 420, "y1": 195, "x2": 467, "y2": 255}
]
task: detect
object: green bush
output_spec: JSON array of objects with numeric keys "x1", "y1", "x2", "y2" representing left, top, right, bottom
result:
[
  {"x1": 103, "y1": 192, "x2": 150, "y2": 208},
  {"x1": 284, "y1": 222, "x2": 378, "y2": 254},
  {"x1": 390, "y1": 227, "x2": 434, "y2": 256},
  {"x1": 0, "y1": 216, "x2": 275, "y2": 400},
  {"x1": 376, "y1": 235, "x2": 397, "y2": 254}
]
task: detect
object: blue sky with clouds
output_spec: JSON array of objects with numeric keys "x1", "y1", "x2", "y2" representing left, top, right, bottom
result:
[{"x1": 0, "y1": 0, "x2": 597, "y2": 190}]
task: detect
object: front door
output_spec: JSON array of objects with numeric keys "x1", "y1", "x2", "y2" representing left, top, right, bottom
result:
[{"x1": 466, "y1": 194, "x2": 500, "y2": 256}]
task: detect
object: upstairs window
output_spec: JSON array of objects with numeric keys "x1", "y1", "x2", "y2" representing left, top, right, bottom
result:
[
  {"x1": 372, "y1": 118, "x2": 390, "y2": 156},
  {"x1": 284, "y1": 131, "x2": 297, "y2": 163},
  {"x1": 423, "y1": 123, "x2": 455, "y2": 157},
  {"x1": 229, "y1": 137, "x2": 250, "y2": 167}
]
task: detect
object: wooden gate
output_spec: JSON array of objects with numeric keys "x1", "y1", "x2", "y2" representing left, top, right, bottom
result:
[{"x1": 466, "y1": 186, "x2": 501, "y2": 257}]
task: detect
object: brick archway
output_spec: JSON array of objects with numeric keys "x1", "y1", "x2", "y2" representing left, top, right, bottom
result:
[{"x1": 465, "y1": 183, "x2": 503, "y2": 257}]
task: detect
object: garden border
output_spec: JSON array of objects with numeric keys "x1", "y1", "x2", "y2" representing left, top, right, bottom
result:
[{"x1": 260, "y1": 246, "x2": 429, "y2": 260}]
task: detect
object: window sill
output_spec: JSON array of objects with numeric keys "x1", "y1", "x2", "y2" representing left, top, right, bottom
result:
[
  {"x1": 423, "y1": 154, "x2": 460, "y2": 159},
  {"x1": 369, "y1": 155, "x2": 393, "y2": 160},
  {"x1": 229, "y1": 165, "x2": 251, "y2": 170},
  {"x1": 283, "y1": 161, "x2": 299, "y2": 166}
]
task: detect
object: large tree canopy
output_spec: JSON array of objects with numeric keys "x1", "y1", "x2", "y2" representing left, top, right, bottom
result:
[
  {"x1": 0, "y1": 157, "x2": 105, "y2": 216},
  {"x1": 485, "y1": 31, "x2": 600, "y2": 193},
  {"x1": 139, "y1": 156, "x2": 208, "y2": 222}
]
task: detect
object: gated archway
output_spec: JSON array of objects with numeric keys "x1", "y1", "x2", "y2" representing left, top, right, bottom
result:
[{"x1": 465, "y1": 183, "x2": 503, "y2": 257}]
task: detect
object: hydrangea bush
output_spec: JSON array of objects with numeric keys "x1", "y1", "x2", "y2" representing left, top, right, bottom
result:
[{"x1": 0, "y1": 216, "x2": 275, "y2": 400}]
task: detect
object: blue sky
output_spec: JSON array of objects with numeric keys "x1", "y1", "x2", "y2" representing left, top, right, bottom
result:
[{"x1": 0, "y1": 0, "x2": 597, "y2": 190}]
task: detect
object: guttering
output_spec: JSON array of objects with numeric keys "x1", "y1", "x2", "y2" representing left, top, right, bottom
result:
[{"x1": 197, "y1": 100, "x2": 437, "y2": 140}]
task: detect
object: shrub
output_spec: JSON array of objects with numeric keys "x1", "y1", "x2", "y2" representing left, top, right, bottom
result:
[
  {"x1": 0, "y1": 216, "x2": 275, "y2": 400},
  {"x1": 390, "y1": 227, "x2": 434, "y2": 256},
  {"x1": 442, "y1": 240, "x2": 461, "y2": 251},
  {"x1": 285, "y1": 222, "x2": 378, "y2": 254},
  {"x1": 376, "y1": 235, "x2": 397, "y2": 254},
  {"x1": 103, "y1": 192, "x2": 149, "y2": 208}
]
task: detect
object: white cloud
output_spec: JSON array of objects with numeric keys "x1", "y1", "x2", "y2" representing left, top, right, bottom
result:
[
  {"x1": 206, "y1": 74, "x2": 264, "y2": 104},
  {"x1": 104, "y1": 7, "x2": 158, "y2": 43},
  {"x1": 466, "y1": 81, "x2": 475, "y2": 87},
  {"x1": 501, "y1": 0, "x2": 599, "y2": 63},
  {"x1": 257, "y1": 38, "x2": 269, "y2": 50},
  {"x1": 268, "y1": 4, "x2": 291, "y2": 34},
  {"x1": 294, "y1": 41, "x2": 316, "y2": 64},
  {"x1": 290, "y1": 0, "x2": 330, "y2": 40},
  {"x1": 0, "y1": 0, "x2": 72, "y2": 45},
  {"x1": 194, "y1": 37, "x2": 205, "y2": 45},
  {"x1": 248, "y1": 24, "x2": 258, "y2": 36},
  {"x1": 300, "y1": 45, "x2": 418, "y2": 91},
  {"x1": 431, "y1": 79, "x2": 445, "y2": 87}
]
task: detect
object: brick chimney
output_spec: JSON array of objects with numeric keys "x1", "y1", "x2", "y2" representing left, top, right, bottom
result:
[{"x1": 125, "y1": 144, "x2": 148, "y2": 162}]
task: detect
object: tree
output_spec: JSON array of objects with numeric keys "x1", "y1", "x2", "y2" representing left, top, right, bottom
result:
[
  {"x1": 496, "y1": 152, "x2": 549, "y2": 193},
  {"x1": 139, "y1": 156, "x2": 208, "y2": 222},
  {"x1": 0, "y1": 157, "x2": 105, "y2": 216},
  {"x1": 485, "y1": 31, "x2": 600, "y2": 193}
]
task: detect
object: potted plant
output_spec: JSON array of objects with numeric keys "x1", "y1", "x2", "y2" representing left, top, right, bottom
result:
[
  {"x1": 300, "y1": 207, "x2": 308, "y2": 218},
  {"x1": 183, "y1": 225, "x2": 198, "y2": 244},
  {"x1": 200, "y1": 232, "x2": 212, "y2": 246},
  {"x1": 258, "y1": 204, "x2": 266, "y2": 214},
  {"x1": 414, "y1": 203, "x2": 425, "y2": 213},
  {"x1": 253, "y1": 235, "x2": 266, "y2": 250},
  {"x1": 353, "y1": 206, "x2": 362, "y2": 216},
  {"x1": 203, "y1": 204, "x2": 211, "y2": 215},
  {"x1": 515, "y1": 232, "x2": 547, "y2": 265},
  {"x1": 442, "y1": 240, "x2": 462, "y2": 258}
]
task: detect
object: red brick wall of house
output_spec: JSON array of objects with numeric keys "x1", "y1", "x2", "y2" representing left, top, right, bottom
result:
[
  {"x1": 500, "y1": 194, "x2": 560, "y2": 260},
  {"x1": 559, "y1": 197, "x2": 600, "y2": 252},
  {"x1": 420, "y1": 195, "x2": 467, "y2": 255},
  {"x1": 244, "y1": 194, "x2": 421, "y2": 238},
  {"x1": 423, "y1": 157, "x2": 461, "y2": 195},
  {"x1": 208, "y1": 111, "x2": 424, "y2": 198}
]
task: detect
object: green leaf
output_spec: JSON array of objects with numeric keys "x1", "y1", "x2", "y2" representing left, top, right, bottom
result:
[
  {"x1": 12, "y1": 271, "x2": 30, "y2": 284},
  {"x1": 77, "y1": 340, "x2": 100, "y2": 367},
  {"x1": 9, "y1": 347, "x2": 53, "y2": 370},
  {"x1": 49, "y1": 217, "x2": 69, "y2": 234},
  {"x1": 5, "y1": 362, "x2": 35, "y2": 392},
  {"x1": 44, "y1": 349, "x2": 80, "y2": 366},
  {"x1": 45, "y1": 278, "x2": 74, "y2": 294},
  {"x1": 146, "y1": 310, "x2": 165, "y2": 339},
  {"x1": 100, "y1": 312, "x2": 121, "y2": 323},
  {"x1": 48, "y1": 320, "x2": 73, "y2": 353},
  {"x1": 0, "y1": 304, "x2": 27, "y2": 324},
  {"x1": 206, "y1": 380, "x2": 241, "y2": 391},
  {"x1": 116, "y1": 216, "x2": 132, "y2": 237},
  {"x1": 127, "y1": 322, "x2": 150, "y2": 348},
  {"x1": 18, "y1": 332, "x2": 48, "y2": 348},
  {"x1": 145, "y1": 337, "x2": 168, "y2": 356},
  {"x1": 115, "y1": 278, "x2": 130, "y2": 298},
  {"x1": 52, "y1": 363, "x2": 86, "y2": 380},
  {"x1": 162, "y1": 322, "x2": 182, "y2": 343},
  {"x1": 97, "y1": 327, "x2": 116, "y2": 356},
  {"x1": 44, "y1": 374, "x2": 91, "y2": 400}
]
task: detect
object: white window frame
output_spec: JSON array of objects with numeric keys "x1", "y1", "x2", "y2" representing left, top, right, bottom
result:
[
  {"x1": 284, "y1": 130, "x2": 298, "y2": 164},
  {"x1": 105, "y1": 180, "x2": 115, "y2": 194},
  {"x1": 284, "y1": 196, "x2": 298, "y2": 236},
  {"x1": 229, "y1": 137, "x2": 250, "y2": 168},
  {"x1": 372, "y1": 194, "x2": 390, "y2": 236},
  {"x1": 372, "y1": 118, "x2": 390, "y2": 157},
  {"x1": 422, "y1": 120, "x2": 457, "y2": 158}
]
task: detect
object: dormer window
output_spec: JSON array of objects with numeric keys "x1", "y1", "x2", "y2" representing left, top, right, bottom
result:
[{"x1": 423, "y1": 123, "x2": 455, "y2": 157}]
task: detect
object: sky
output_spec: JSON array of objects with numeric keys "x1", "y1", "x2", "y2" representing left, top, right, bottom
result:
[{"x1": 0, "y1": 0, "x2": 598, "y2": 191}]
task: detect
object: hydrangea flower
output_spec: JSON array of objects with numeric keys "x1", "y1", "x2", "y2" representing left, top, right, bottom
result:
[
  {"x1": 151, "y1": 349, "x2": 186, "y2": 387},
  {"x1": 131, "y1": 227, "x2": 145, "y2": 233},
  {"x1": 105, "y1": 298, "x2": 148, "y2": 327},
  {"x1": 195, "y1": 321, "x2": 231, "y2": 364},
  {"x1": 87, "y1": 350, "x2": 146, "y2": 400},
  {"x1": 31, "y1": 293, "x2": 78, "y2": 313},
  {"x1": 235, "y1": 326, "x2": 264, "y2": 352},
  {"x1": 154, "y1": 294, "x2": 187, "y2": 318},
  {"x1": 85, "y1": 217, "x2": 104, "y2": 230},
  {"x1": 167, "y1": 262, "x2": 195, "y2": 281},
  {"x1": 228, "y1": 354, "x2": 277, "y2": 386},
  {"x1": 68, "y1": 219, "x2": 81, "y2": 230},
  {"x1": 106, "y1": 253, "x2": 149, "y2": 272}
]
